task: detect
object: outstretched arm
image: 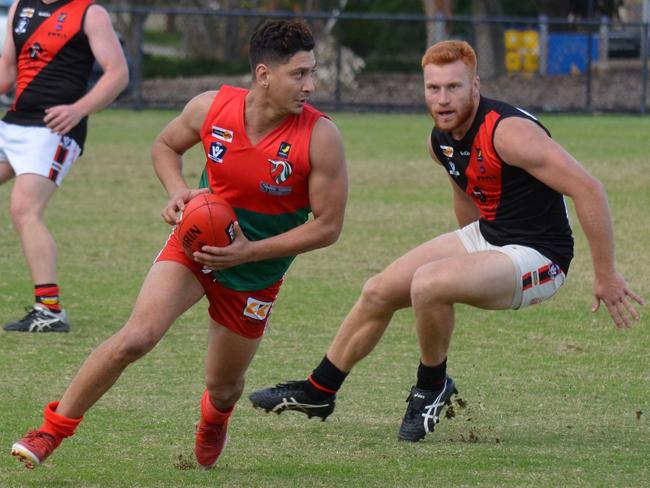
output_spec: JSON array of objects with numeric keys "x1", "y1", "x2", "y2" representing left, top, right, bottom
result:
[
  {"x1": 44, "y1": 5, "x2": 129, "y2": 134},
  {"x1": 494, "y1": 117, "x2": 644, "y2": 328}
]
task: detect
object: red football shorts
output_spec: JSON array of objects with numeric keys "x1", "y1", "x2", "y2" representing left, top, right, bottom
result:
[{"x1": 155, "y1": 230, "x2": 282, "y2": 339}]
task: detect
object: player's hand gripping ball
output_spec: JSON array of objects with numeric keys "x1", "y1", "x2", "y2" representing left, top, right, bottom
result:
[{"x1": 177, "y1": 193, "x2": 236, "y2": 257}]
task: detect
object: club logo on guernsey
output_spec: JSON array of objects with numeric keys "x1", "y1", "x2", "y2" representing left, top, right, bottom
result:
[
  {"x1": 208, "y1": 141, "x2": 227, "y2": 163},
  {"x1": 268, "y1": 159, "x2": 293, "y2": 184},
  {"x1": 441, "y1": 145, "x2": 454, "y2": 158},
  {"x1": 20, "y1": 8, "x2": 35, "y2": 18},
  {"x1": 243, "y1": 297, "x2": 273, "y2": 321},
  {"x1": 277, "y1": 142, "x2": 291, "y2": 158},
  {"x1": 212, "y1": 126, "x2": 234, "y2": 143},
  {"x1": 28, "y1": 43, "x2": 42, "y2": 59}
]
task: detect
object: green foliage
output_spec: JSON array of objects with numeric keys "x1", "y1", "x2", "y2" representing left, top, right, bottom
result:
[
  {"x1": 143, "y1": 28, "x2": 183, "y2": 48},
  {"x1": 0, "y1": 111, "x2": 648, "y2": 486},
  {"x1": 341, "y1": 1, "x2": 425, "y2": 67},
  {"x1": 143, "y1": 54, "x2": 250, "y2": 78}
]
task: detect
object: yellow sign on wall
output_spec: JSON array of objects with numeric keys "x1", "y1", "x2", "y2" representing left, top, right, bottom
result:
[{"x1": 505, "y1": 29, "x2": 539, "y2": 74}]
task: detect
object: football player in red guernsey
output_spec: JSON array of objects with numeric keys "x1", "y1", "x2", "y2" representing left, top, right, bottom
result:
[
  {"x1": 10, "y1": 19, "x2": 347, "y2": 469},
  {"x1": 250, "y1": 40, "x2": 644, "y2": 442},
  {"x1": 0, "y1": 0, "x2": 128, "y2": 333}
]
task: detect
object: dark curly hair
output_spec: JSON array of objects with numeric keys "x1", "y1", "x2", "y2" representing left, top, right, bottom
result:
[{"x1": 249, "y1": 19, "x2": 315, "y2": 73}]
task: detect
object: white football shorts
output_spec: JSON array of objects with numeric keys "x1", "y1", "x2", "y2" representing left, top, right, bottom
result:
[
  {"x1": 455, "y1": 221, "x2": 566, "y2": 309},
  {"x1": 0, "y1": 121, "x2": 81, "y2": 186}
]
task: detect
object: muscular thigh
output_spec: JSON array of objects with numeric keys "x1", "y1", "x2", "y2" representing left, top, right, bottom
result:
[
  {"x1": 123, "y1": 261, "x2": 205, "y2": 340},
  {"x1": 415, "y1": 250, "x2": 517, "y2": 310},
  {"x1": 374, "y1": 231, "x2": 469, "y2": 309},
  {"x1": 11, "y1": 174, "x2": 57, "y2": 214}
]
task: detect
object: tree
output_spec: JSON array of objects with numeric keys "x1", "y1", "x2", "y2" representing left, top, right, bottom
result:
[
  {"x1": 422, "y1": 0, "x2": 453, "y2": 47},
  {"x1": 471, "y1": 0, "x2": 506, "y2": 78}
]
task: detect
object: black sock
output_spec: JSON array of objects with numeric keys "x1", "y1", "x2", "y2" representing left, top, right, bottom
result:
[
  {"x1": 304, "y1": 355, "x2": 348, "y2": 401},
  {"x1": 416, "y1": 358, "x2": 447, "y2": 391}
]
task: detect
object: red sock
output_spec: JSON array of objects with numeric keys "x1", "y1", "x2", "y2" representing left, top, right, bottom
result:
[
  {"x1": 35, "y1": 284, "x2": 61, "y2": 313},
  {"x1": 39, "y1": 401, "x2": 83, "y2": 439},
  {"x1": 200, "y1": 389, "x2": 234, "y2": 425}
]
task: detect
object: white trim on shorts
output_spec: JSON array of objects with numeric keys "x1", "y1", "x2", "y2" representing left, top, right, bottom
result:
[
  {"x1": 455, "y1": 221, "x2": 566, "y2": 309},
  {"x1": 0, "y1": 121, "x2": 81, "y2": 186}
]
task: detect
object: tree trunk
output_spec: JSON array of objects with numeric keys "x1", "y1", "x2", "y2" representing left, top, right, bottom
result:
[
  {"x1": 422, "y1": 0, "x2": 452, "y2": 48},
  {"x1": 472, "y1": 0, "x2": 506, "y2": 79}
]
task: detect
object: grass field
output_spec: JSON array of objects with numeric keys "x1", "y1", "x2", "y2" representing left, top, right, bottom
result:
[{"x1": 0, "y1": 110, "x2": 648, "y2": 487}]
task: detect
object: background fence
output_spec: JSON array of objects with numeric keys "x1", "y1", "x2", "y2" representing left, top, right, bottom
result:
[{"x1": 110, "y1": 7, "x2": 649, "y2": 113}]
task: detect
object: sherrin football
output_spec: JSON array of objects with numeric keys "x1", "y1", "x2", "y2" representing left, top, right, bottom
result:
[{"x1": 177, "y1": 193, "x2": 236, "y2": 256}]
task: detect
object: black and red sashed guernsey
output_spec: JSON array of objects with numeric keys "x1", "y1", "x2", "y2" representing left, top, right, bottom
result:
[
  {"x1": 3, "y1": 0, "x2": 95, "y2": 150},
  {"x1": 431, "y1": 97, "x2": 574, "y2": 273}
]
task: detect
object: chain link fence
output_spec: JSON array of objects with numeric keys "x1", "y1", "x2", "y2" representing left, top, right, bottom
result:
[{"x1": 109, "y1": 7, "x2": 649, "y2": 114}]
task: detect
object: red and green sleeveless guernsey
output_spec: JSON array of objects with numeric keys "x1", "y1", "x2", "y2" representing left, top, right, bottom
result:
[
  {"x1": 198, "y1": 85, "x2": 325, "y2": 291},
  {"x1": 3, "y1": 0, "x2": 95, "y2": 149}
]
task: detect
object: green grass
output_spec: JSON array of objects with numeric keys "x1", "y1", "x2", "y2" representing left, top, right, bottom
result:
[{"x1": 0, "y1": 111, "x2": 648, "y2": 487}]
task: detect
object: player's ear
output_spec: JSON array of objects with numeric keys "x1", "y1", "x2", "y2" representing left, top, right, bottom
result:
[{"x1": 255, "y1": 64, "x2": 271, "y2": 88}]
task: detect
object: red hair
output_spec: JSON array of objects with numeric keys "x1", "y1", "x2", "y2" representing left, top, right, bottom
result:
[{"x1": 421, "y1": 40, "x2": 477, "y2": 74}]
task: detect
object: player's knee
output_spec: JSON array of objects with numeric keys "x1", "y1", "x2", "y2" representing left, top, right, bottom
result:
[
  {"x1": 205, "y1": 378, "x2": 244, "y2": 407},
  {"x1": 111, "y1": 328, "x2": 159, "y2": 363},
  {"x1": 9, "y1": 200, "x2": 33, "y2": 230},
  {"x1": 410, "y1": 267, "x2": 445, "y2": 308},
  {"x1": 360, "y1": 274, "x2": 399, "y2": 312}
]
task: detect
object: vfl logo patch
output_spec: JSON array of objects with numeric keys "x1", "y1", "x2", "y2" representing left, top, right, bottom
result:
[
  {"x1": 15, "y1": 18, "x2": 29, "y2": 34},
  {"x1": 448, "y1": 161, "x2": 460, "y2": 177},
  {"x1": 208, "y1": 141, "x2": 227, "y2": 163},
  {"x1": 212, "y1": 126, "x2": 234, "y2": 142},
  {"x1": 243, "y1": 297, "x2": 273, "y2": 321},
  {"x1": 440, "y1": 145, "x2": 454, "y2": 158},
  {"x1": 268, "y1": 159, "x2": 292, "y2": 184},
  {"x1": 277, "y1": 142, "x2": 291, "y2": 158}
]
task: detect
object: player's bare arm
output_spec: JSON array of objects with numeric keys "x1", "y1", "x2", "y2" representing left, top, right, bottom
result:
[
  {"x1": 152, "y1": 91, "x2": 216, "y2": 225},
  {"x1": 494, "y1": 116, "x2": 644, "y2": 327},
  {"x1": 427, "y1": 136, "x2": 478, "y2": 227},
  {"x1": 43, "y1": 5, "x2": 129, "y2": 135},
  {"x1": 194, "y1": 116, "x2": 348, "y2": 270},
  {"x1": 0, "y1": 1, "x2": 18, "y2": 93},
  {"x1": 449, "y1": 175, "x2": 479, "y2": 227}
]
